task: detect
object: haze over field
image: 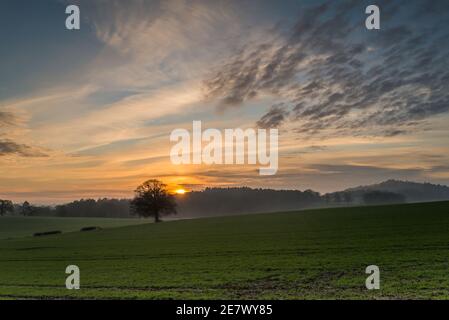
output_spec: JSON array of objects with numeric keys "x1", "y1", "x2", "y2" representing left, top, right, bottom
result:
[{"x1": 1, "y1": 0, "x2": 449, "y2": 204}]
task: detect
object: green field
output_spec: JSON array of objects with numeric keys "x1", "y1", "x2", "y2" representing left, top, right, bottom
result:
[
  {"x1": 1, "y1": 201, "x2": 449, "y2": 299},
  {"x1": 0, "y1": 216, "x2": 147, "y2": 240}
]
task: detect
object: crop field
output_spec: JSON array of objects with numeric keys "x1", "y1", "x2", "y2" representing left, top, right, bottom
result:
[
  {"x1": 1, "y1": 201, "x2": 449, "y2": 299},
  {"x1": 0, "y1": 216, "x2": 147, "y2": 240}
]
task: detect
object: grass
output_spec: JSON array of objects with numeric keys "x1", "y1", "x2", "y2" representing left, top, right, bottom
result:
[
  {"x1": 0, "y1": 216, "x2": 147, "y2": 240},
  {"x1": 1, "y1": 201, "x2": 449, "y2": 299}
]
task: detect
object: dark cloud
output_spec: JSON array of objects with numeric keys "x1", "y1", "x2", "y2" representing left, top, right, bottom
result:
[
  {"x1": 204, "y1": 0, "x2": 449, "y2": 138},
  {"x1": 256, "y1": 104, "x2": 289, "y2": 129},
  {"x1": 0, "y1": 109, "x2": 47, "y2": 157},
  {"x1": 0, "y1": 140, "x2": 47, "y2": 157},
  {"x1": 0, "y1": 111, "x2": 17, "y2": 126}
]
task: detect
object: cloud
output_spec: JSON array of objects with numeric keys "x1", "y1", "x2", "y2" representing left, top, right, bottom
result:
[
  {"x1": 5, "y1": 0, "x2": 250, "y2": 153},
  {"x1": 0, "y1": 108, "x2": 46, "y2": 157},
  {"x1": 70, "y1": 0, "x2": 247, "y2": 90},
  {"x1": 0, "y1": 139, "x2": 47, "y2": 157},
  {"x1": 0, "y1": 110, "x2": 17, "y2": 126},
  {"x1": 256, "y1": 103, "x2": 289, "y2": 128},
  {"x1": 204, "y1": 0, "x2": 449, "y2": 138}
]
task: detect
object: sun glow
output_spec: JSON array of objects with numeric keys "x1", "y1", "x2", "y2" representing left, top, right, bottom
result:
[{"x1": 175, "y1": 188, "x2": 186, "y2": 195}]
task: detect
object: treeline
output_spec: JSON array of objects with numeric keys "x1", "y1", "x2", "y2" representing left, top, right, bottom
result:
[
  {"x1": 342, "y1": 179, "x2": 449, "y2": 203},
  {"x1": 55, "y1": 198, "x2": 131, "y2": 218},
  {"x1": 0, "y1": 185, "x2": 420, "y2": 218},
  {"x1": 0, "y1": 199, "x2": 131, "y2": 218},
  {"x1": 0, "y1": 200, "x2": 49, "y2": 216},
  {"x1": 176, "y1": 187, "x2": 324, "y2": 217}
]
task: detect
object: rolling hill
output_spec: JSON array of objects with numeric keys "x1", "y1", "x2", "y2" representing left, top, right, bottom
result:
[
  {"x1": 1, "y1": 201, "x2": 449, "y2": 299},
  {"x1": 342, "y1": 179, "x2": 449, "y2": 203}
]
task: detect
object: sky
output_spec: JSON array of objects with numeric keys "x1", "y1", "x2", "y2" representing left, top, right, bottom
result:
[{"x1": 1, "y1": 0, "x2": 449, "y2": 204}]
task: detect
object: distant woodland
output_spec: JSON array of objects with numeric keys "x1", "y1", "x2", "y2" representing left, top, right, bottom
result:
[{"x1": 2, "y1": 180, "x2": 449, "y2": 218}]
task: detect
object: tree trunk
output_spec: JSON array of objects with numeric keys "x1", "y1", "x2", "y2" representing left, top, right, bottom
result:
[{"x1": 154, "y1": 211, "x2": 161, "y2": 223}]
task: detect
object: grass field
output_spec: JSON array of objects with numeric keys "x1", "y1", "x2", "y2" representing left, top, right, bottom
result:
[
  {"x1": 1, "y1": 201, "x2": 449, "y2": 299},
  {"x1": 0, "y1": 216, "x2": 147, "y2": 240}
]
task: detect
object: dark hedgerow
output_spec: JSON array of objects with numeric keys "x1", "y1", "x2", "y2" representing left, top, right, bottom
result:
[
  {"x1": 33, "y1": 230, "x2": 62, "y2": 237},
  {"x1": 80, "y1": 226, "x2": 102, "y2": 232}
]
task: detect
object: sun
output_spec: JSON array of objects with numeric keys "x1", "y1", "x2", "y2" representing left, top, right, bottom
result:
[{"x1": 175, "y1": 188, "x2": 186, "y2": 195}]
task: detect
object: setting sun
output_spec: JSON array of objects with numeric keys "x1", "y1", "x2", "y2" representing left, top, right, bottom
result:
[{"x1": 175, "y1": 189, "x2": 186, "y2": 195}]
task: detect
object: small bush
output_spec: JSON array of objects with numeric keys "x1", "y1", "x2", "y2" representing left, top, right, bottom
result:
[
  {"x1": 33, "y1": 230, "x2": 62, "y2": 237},
  {"x1": 80, "y1": 226, "x2": 102, "y2": 232}
]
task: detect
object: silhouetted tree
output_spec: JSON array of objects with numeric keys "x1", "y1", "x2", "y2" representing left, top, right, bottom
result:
[
  {"x1": 21, "y1": 201, "x2": 35, "y2": 216},
  {"x1": 0, "y1": 200, "x2": 14, "y2": 216},
  {"x1": 130, "y1": 180, "x2": 177, "y2": 222}
]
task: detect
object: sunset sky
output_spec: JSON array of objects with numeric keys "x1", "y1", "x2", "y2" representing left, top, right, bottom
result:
[{"x1": 1, "y1": 0, "x2": 449, "y2": 204}]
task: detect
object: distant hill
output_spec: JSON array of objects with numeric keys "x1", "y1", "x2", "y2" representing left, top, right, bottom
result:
[
  {"x1": 5, "y1": 180, "x2": 449, "y2": 218},
  {"x1": 338, "y1": 180, "x2": 449, "y2": 204}
]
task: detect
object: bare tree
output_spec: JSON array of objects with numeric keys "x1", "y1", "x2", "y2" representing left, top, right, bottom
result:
[{"x1": 0, "y1": 199, "x2": 14, "y2": 216}]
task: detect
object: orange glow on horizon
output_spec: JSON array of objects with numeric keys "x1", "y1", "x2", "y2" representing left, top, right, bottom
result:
[{"x1": 175, "y1": 188, "x2": 186, "y2": 195}]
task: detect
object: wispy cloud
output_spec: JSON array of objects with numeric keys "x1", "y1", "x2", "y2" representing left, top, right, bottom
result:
[
  {"x1": 0, "y1": 110, "x2": 17, "y2": 126},
  {"x1": 256, "y1": 103, "x2": 289, "y2": 129},
  {"x1": 0, "y1": 139, "x2": 47, "y2": 157},
  {"x1": 0, "y1": 105, "x2": 46, "y2": 157}
]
